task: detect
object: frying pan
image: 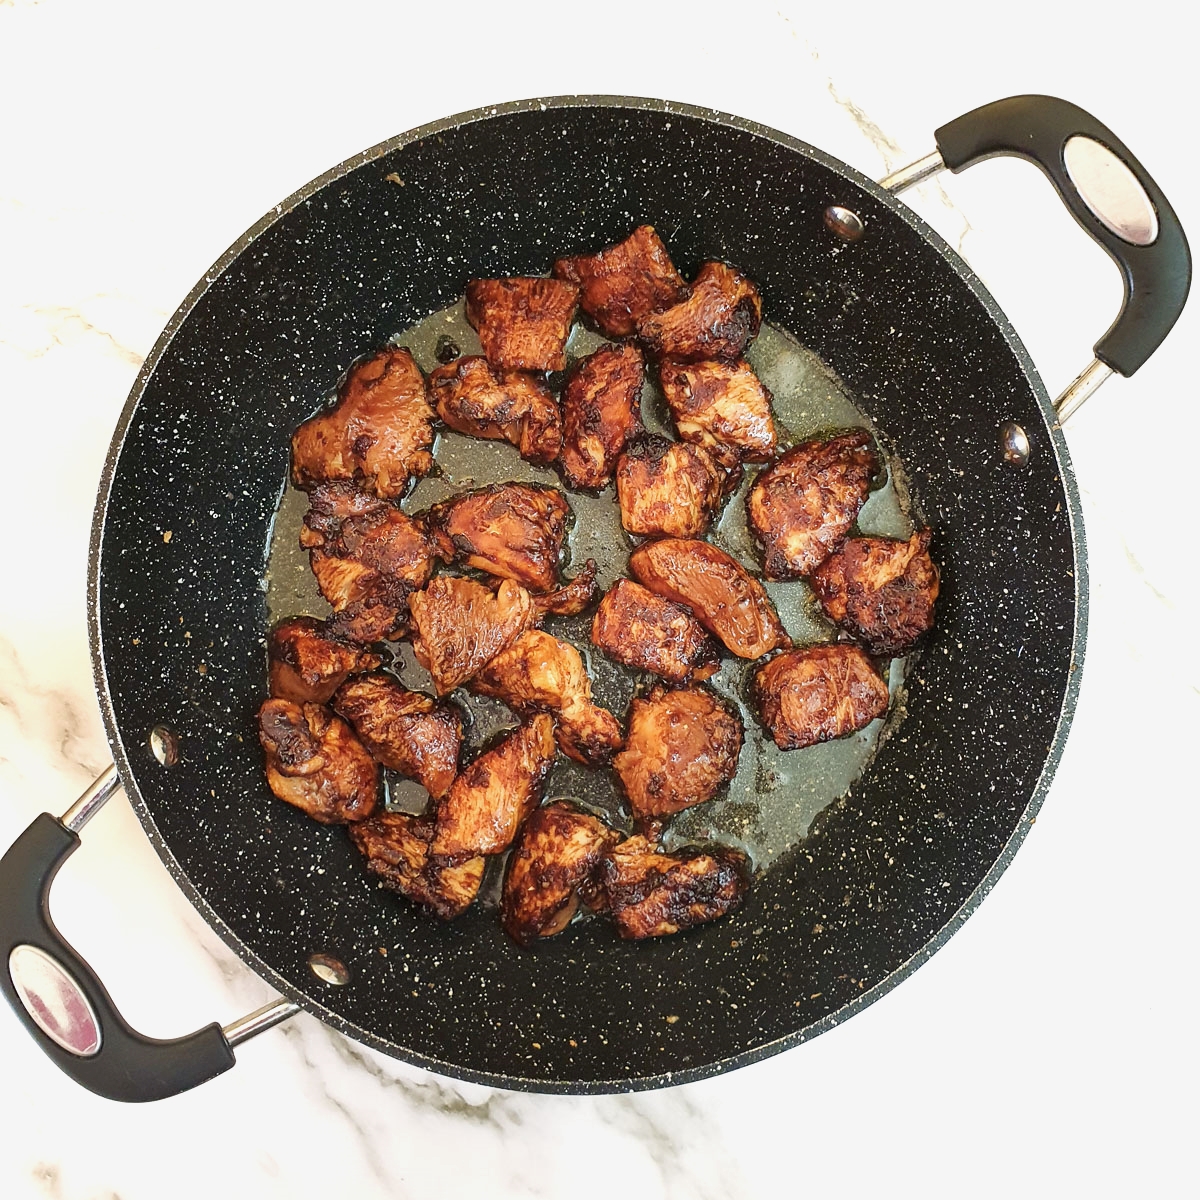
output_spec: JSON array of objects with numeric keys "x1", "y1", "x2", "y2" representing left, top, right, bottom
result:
[{"x1": 0, "y1": 94, "x2": 1189, "y2": 1102}]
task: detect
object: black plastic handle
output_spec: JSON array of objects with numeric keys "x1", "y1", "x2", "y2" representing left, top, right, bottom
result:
[
  {"x1": 0, "y1": 813, "x2": 235, "y2": 1102},
  {"x1": 934, "y1": 94, "x2": 1191, "y2": 377}
]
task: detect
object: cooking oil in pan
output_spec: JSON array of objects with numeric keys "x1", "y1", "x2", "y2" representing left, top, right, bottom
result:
[{"x1": 263, "y1": 301, "x2": 916, "y2": 876}]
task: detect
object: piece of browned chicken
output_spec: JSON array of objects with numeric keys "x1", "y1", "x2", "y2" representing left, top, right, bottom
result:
[
  {"x1": 428, "y1": 356, "x2": 562, "y2": 466},
  {"x1": 810, "y1": 530, "x2": 939, "y2": 656},
  {"x1": 267, "y1": 617, "x2": 380, "y2": 704},
  {"x1": 629, "y1": 538, "x2": 789, "y2": 659},
  {"x1": 613, "y1": 685, "x2": 742, "y2": 821},
  {"x1": 746, "y1": 431, "x2": 880, "y2": 579},
  {"x1": 591, "y1": 579, "x2": 718, "y2": 684},
  {"x1": 432, "y1": 714, "x2": 557, "y2": 863},
  {"x1": 601, "y1": 835, "x2": 750, "y2": 939},
  {"x1": 753, "y1": 644, "x2": 889, "y2": 750},
  {"x1": 429, "y1": 483, "x2": 570, "y2": 593},
  {"x1": 636, "y1": 262, "x2": 762, "y2": 362},
  {"x1": 291, "y1": 347, "x2": 435, "y2": 498},
  {"x1": 257, "y1": 698, "x2": 378, "y2": 823},
  {"x1": 465, "y1": 277, "x2": 580, "y2": 371},
  {"x1": 500, "y1": 802, "x2": 620, "y2": 946},
  {"x1": 332, "y1": 673, "x2": 461, "y2": 800},
  {"x1": 349, "y1": 813, "x2": 483, "y2": 920},
  {"x1": 552, "y1": 225, "x2": 689, "y2": 339},
  {"x1": 559, "y1": 343, "x2": 645, "y2": 490},
  {"x1": 615, "y1": 437, "x2": 725, "y2": 538},
  {"x1": 658, "y1": 358, "x2": 778, "y2": 468},
  {"x1": 472, "y1": 629, "x2": 623, "y2": 765}
]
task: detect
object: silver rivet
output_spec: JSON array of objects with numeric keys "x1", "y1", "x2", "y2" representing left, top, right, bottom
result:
[
  {"x1": 824, "y1": 205, "x2": 865, "y2": 242},
  {"x1": 308, "y1": 953, "x2": 350, "y2": 986},
  {"x1": 1000, "y1": 421, "x2": 1031, "y2": 467},
  {"x1": 148, "y1": 726, "x2": 179, "y2": 766}
]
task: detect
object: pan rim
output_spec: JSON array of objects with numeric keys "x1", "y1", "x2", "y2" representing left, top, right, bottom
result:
[{"x1": 86, "y1": 93, "x2": 1088, "y2": 1094}]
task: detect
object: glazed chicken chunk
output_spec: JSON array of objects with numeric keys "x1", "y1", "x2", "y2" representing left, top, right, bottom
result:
[
  {"x1": 501, "y1": 802, "x2": 620, "y2": 946},
  {"x1": 349, "y1": 813, "x2": 483, "y2": 920},
  {"x1": 615, "y1": 437, "x2": 725, "y2": 538},
  {"x1": 432, "y1": 715, "x2": 557, "y2": 863},
  {"x1": 430, "y1": 483, "x2": 570, "y2": 593},
  {"x1": 552, "y1": 225, "x2": 689, "y2": 339},
  {"x1": 746, "y1": 431, "x2": 880, "y2": 579},
  {"x1": 333, "y1": 673, "x2": 461, "y2": 800},
  {"x1": 291, "y1": 347, "x2": 435, "y2": 498},
  {"x1": 753, "y1": 644, "x2": 889, "y2": 751},
  {"x1": 658, "y1": 358, "x2": 778, "y2": 468},
  {"x1": 267, "y1": 616, "x2": 380, "y2": 704},
  {"x1": 591, "y1": 579, "x2": 718, "y2": 684},
  {"x1": 810, "y1": 530, "x2": 939, "y2": 656},
  {"x1": 429, "y1": 355, "x2": 562, "y2": 466},
  {"x1": 636, "y1": 261, "x2": 762, "y2": 362},
  {"x1": 630, "y1": 538, "x2": 789, "y2": 659},
  {"x1": 473, "y1": 629, "x2": 623, "y2": 765},
  {"x1": 602, "y1": 835, "x2": 750, "y2": 939},
  {"x1": 257, "y1": 699, "x2": 378, "y2": 824},
  {"x1": 559, "y1": 343, "x2": 645, "y2": 490},
  {"x1": 465, "y1": 277, "x2": 580, "y2": 371},
  {"x1": 614, "y1": 685, "x2": 742, "y2": 821}
]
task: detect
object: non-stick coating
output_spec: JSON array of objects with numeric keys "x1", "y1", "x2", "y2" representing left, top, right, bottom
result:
[{"x1": 89, "y1": 98, "x2": 1085, "y2": 1092}]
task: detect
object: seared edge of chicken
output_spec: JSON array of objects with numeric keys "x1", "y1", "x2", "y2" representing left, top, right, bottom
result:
[
  {"x1": 591, "y1": 578, "x2": 719, "y2": 684},
  {"x1": 533, "y1": 559, "x2": 600, "y2": 617},
  {"x1": 602, "y1": 835, "x2": 750, "y2": 939},
  {"x1": 257, "y1": 698, "x2": 378, "y2": 824},
  {"x1": 636, "y1": 262, "x2": 762, "y2": 362},
  {"x1": 746, "y1": 431, "x2": 880, "y2": 579},
  {"x1": 500, "y1": 801, "x2": 620, "y2": 946},
  {"x1": 349, "y1": 812, "x2": 484, "y2": 920},
  {"x1": 809, "y1": 530, "x2": 939, "y2": 656},
  {"x1": 658, "y1": 358, "x2": 778, "y2": 467},
  {"x1": 291, "y1": 347, "x2": 435, "y2": 498},
  {"x1": 629, "y1": 538, "x2": 790, "y2": 660},
  {"x1": 613, "y1": 685, "x2": 742, "y2": 821},
  {"x1": 429, "y1": 355, "x2": 562, "y2": 466},
  {"x1": 332, "y1": 673, "x2": 462, "y2": 800},
  {"x1": 431, "y1": 714, "x2": 558, "y2": 863},
  {"x1": 268, "y1": 616, "x2": 380, "y2": 704},
  {"x1": 615, "y1": 436, "x2": 725, "y2": 538},
  {"x1": 465, "y1": 277, "x2": 580, "y2": 372},
  {"x1": 559, "y1": 343, "x2": 645, "y2": 490},
  {"x1": 752, "y1": 644, "x2": 890, "y2": 751},
  {"x1": 552, "y1": 225, "x2": 689, "y2": 339}
]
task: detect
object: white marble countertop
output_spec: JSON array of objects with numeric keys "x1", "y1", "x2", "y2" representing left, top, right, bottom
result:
[{"x1": 1, "y1": 2, "x2": 1196, "y2": 1196}]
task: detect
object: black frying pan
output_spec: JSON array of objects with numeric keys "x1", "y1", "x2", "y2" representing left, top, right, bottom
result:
[{"x1": 0, "y1": 95, "x2": 1189, "y2": 1101}]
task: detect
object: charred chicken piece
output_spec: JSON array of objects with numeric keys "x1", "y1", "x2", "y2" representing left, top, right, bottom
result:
[
  {"x1": 268, "y1": 617, "x2": 380, "y2": 704},
  {"x1": 432, "y1": 714, "x2": 558, "y2": 863},
  {"x1": 636, "y1": 262, "x2": 762, "y2": 362},
  {"x1": 532, "y1": 559, "x2": 599, "y2": 618},
  {"x1": 332, "y1": 673, "x2": 461, "y2": 800},
  {"x1": 613, "y1": 685, "x2": 742, "y2": 821},
  {"x1": 591, "y1": 579, "x2": 718, "y2": 684},
  {"x1": 291, "y1": 347, "x2": 435, "y2": 498},
  {"x1": 615, "y1": 437, "x2": 725, "y2": 538},
  {"x1": 602, "y1": 835, "x2": 750, "y2": 939},
  {"x1": 430, "y1": 483, "x2": 570, "y2": 593},
  {"x1": 429, "y1": 356, "x2": 562, "y2": 466},
  {"x1": 465, "y1": 277, "x2": 579, "y2": 371},
  {"x1": 559, "y1": 343, "x2": 645, "y2": 490},
  {"x1": 658, "y1": 358, "x2": 778, "y2": 468},
  {"x1": 257, "y1": 699, "x2": 378, "y2": 824},
  {"x1": 349, "y1": 813, "x2": 483, "y2": 920},
  {"x1": 753, "y1": 644, "x2": 889, "y2": 750},
  {"x1": 552, "y1": 225, "x2": 689, "y2": 339},
  {"x1": 501, "y1": 802, "x2": 620, "y2": 946},
  {"x1": 472, "y1": 629, "x2": 623, "y2": 765},
  {"x1": 408, "y1": 575, "x2": 540, "y2": 695},
  {"x1": 810, "y1": 530, "x2": 939, "y2": 656},
  {"x1": 746, "y1": 431, "x2": 880, "y2": 579},
  {"x1": 629, "y1": 538, "x2": 789, "y2": 660}
]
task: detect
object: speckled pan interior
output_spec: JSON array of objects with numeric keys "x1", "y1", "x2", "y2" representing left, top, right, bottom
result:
[{"x1": 89, "y1": 97, "x2": 1086, "y2": 1093}]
